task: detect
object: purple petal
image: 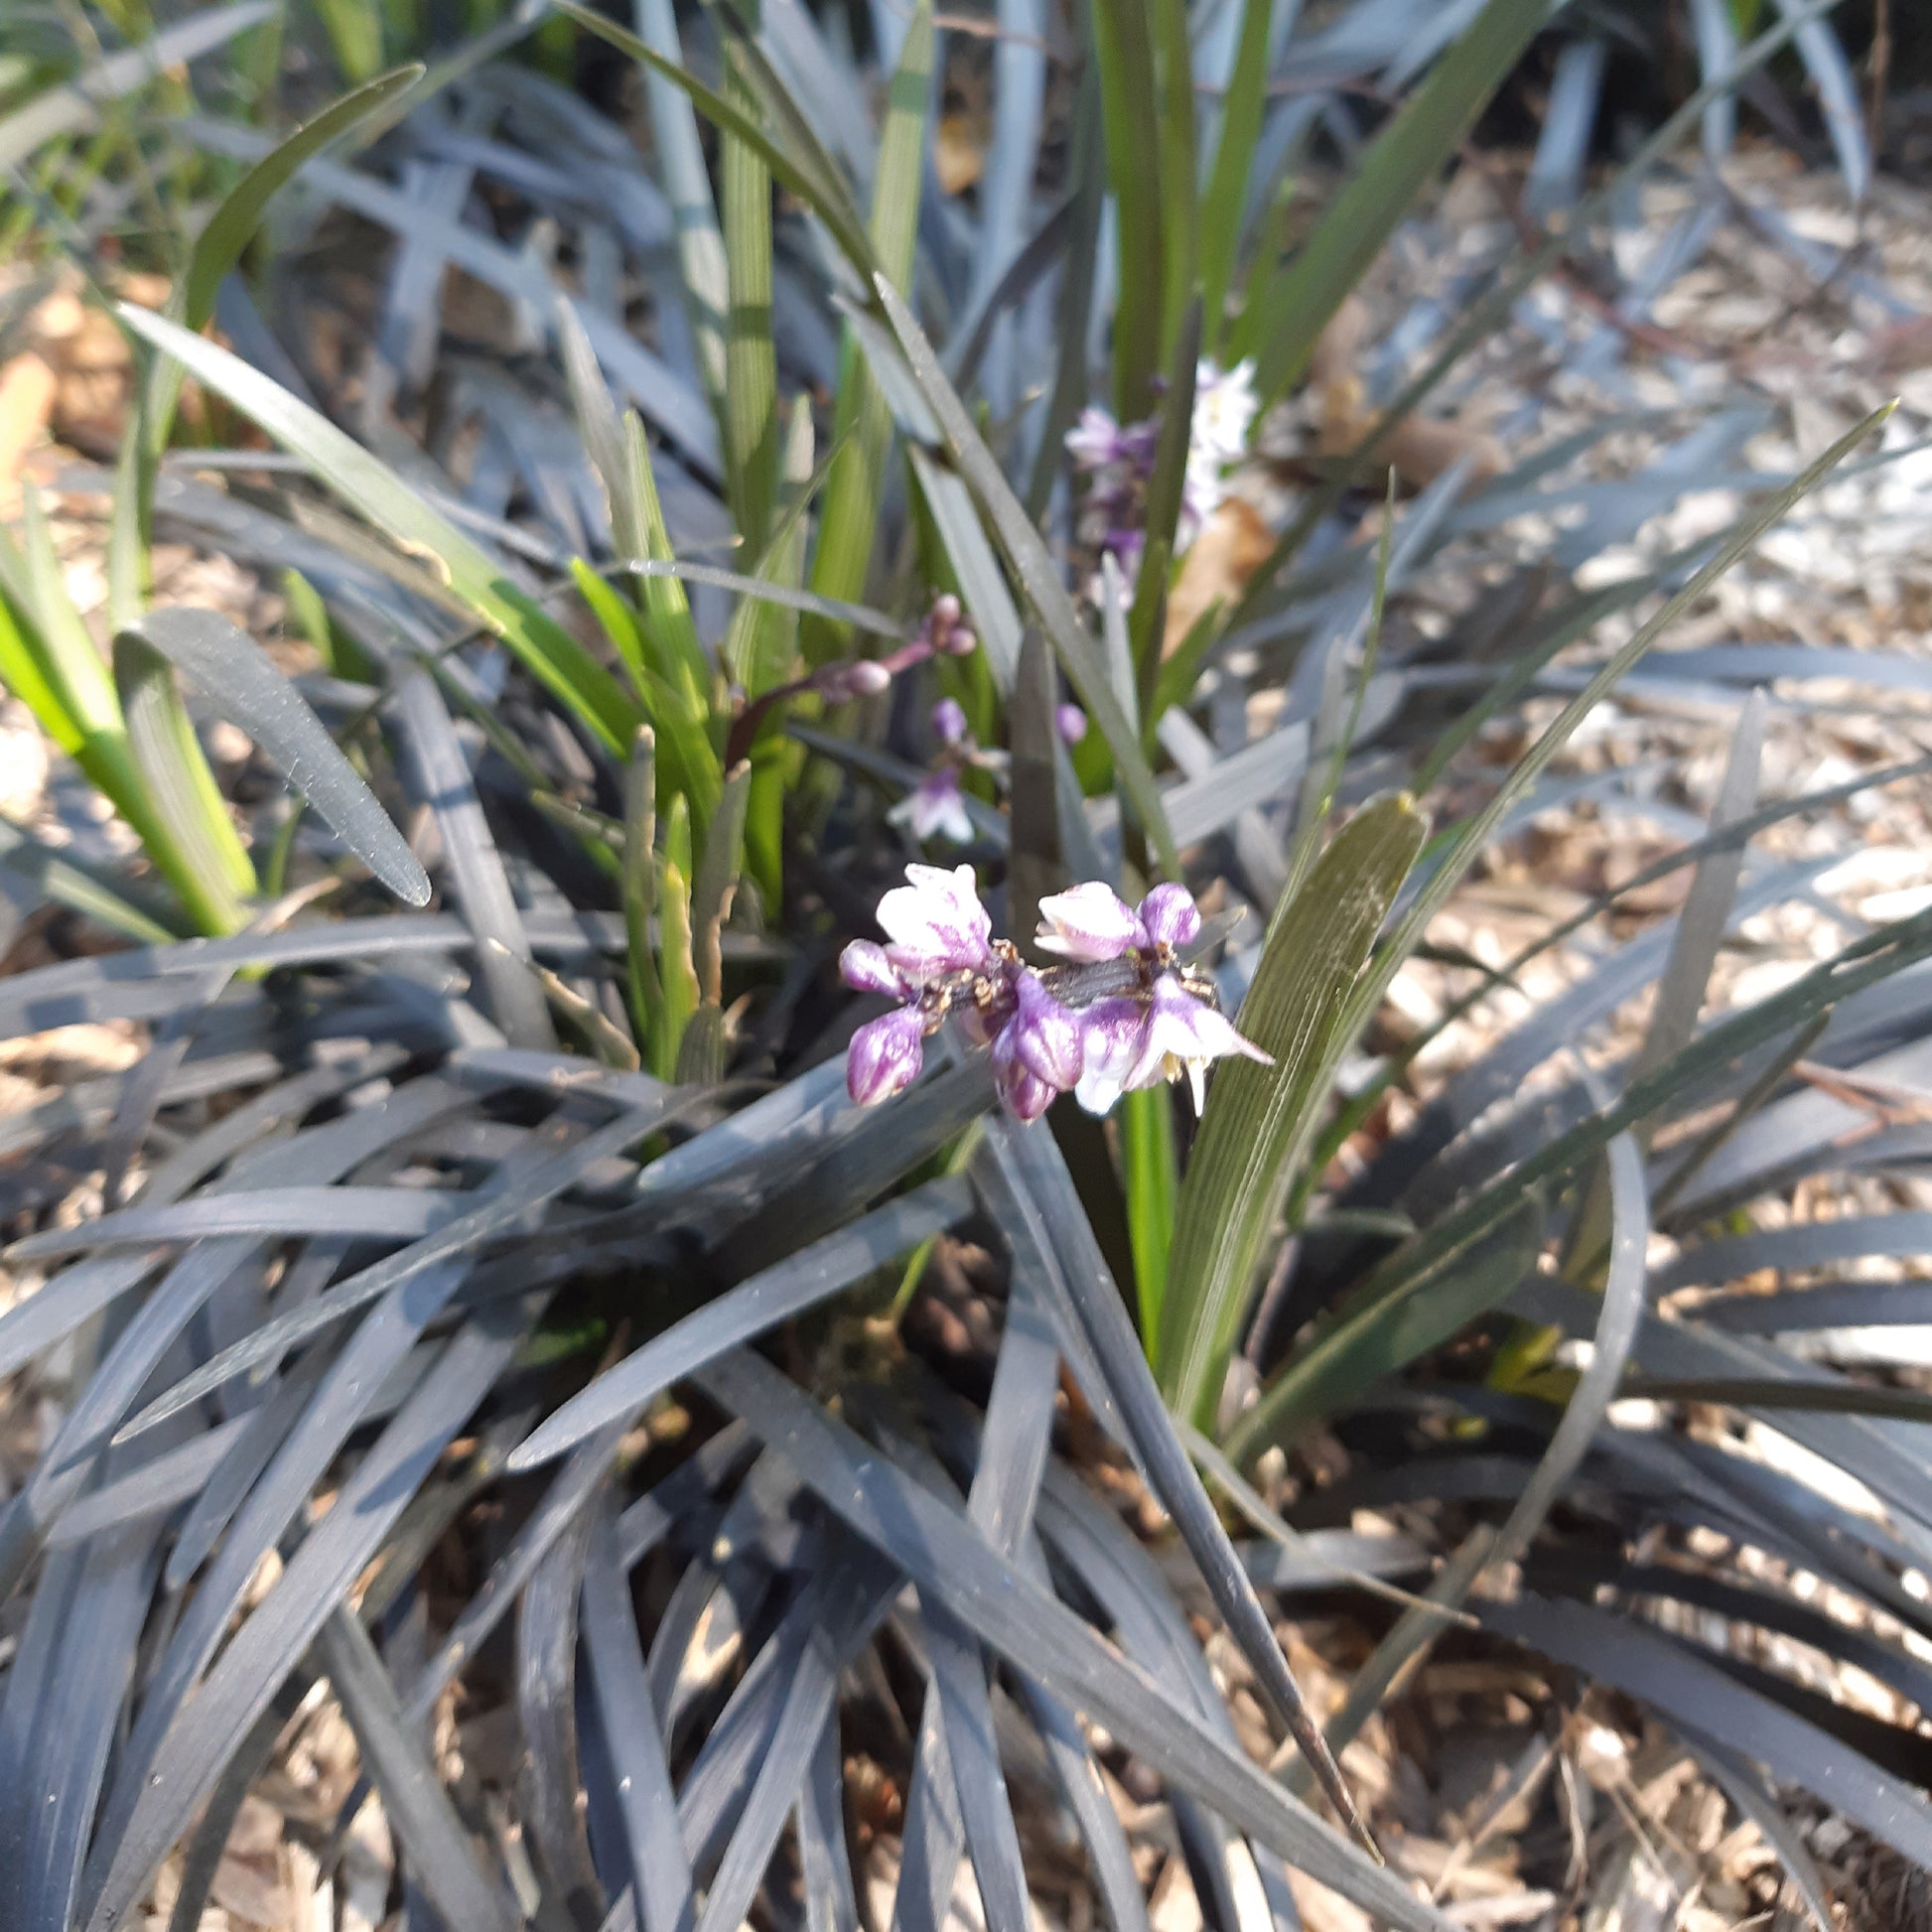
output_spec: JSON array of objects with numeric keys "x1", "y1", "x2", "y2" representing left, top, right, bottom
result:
[
  {"x1": 931, "y1": 697, "x2": 969, "y2": 747},
  {"x1": 1055, "y1": 703, "x2": 1088, "y2": 747},
  {"x1": 847, "y1": 1008, "x2": 925, "y2": 1106},
  {"x1": 1035, "y1": 881, "x2": 1139, "y2": 962},
  {"x1": 840, "y1": 939, "x2": 904, "y2": 998},
  {"x1": 991, "y1": 1029, "x2": 1057, "y2": 1122},
  {"x1": 1136, "y1": 883, "x2": 1201, "y2": 951},
  {"x1": 1005, "y1": 972, "x2": 1083, "y2": 1089}
]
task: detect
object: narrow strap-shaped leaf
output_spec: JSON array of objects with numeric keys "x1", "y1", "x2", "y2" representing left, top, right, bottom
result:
[
  {"x1": 116, "y1": 307, "x2": 642, "y2": 757},
  {"x1": 979, "y1": 1118, "x2": 1376, "y2": 1853},
  {"x1": 0, "y1": 2, "x2": 275, "y2": 172},
  {"x1": 82, "y1": 1294, "x2": 551, "y2": 1932},
  {"x1": 111, "y1": 630, "x2": 256, "y2": 930},
  {"x1": 1481, "y1": 1589, "x2": 1932, "y2": 1870},
  {"x1": 1252, "y1": 0, "x2": 1549, "y2": 403},
  {"x1": 316, "y1": 1609, "x2": 518, "y2": 1932},
  {"x1": 555, "y1": 0, "x2": 876, "y2": 282},
  {"x1": 508, "y1": 1176, "x2": 973, "y2": 1470},
  {"x1": 631, "y1": 0, "x2": 730, "y2": 411},
  {"x1": 805, "y1": 0, "x2": 933, "y2": 664},
  {"x1": 130, "y1": 608, "x2": 429, "y2": 905},
  {"x1": 1162, "y1": 791, "x2": 1429, "y2": 1422},
  {"x1": 392, "y1": 668, "x2": 554, "y2": 1048},
  {"x1": 145, "y1": 66, "x2": 423, "y2": 460},
  {"x1": 1090, "y1": 0, "x2": 1166, "y2": 418},
  {"x1": 871, "y1": 278, "x2": 1176, "y2": 871},
  {"x1": 695, "y1": 1349, "x2": 1455, "y2": 1931}
]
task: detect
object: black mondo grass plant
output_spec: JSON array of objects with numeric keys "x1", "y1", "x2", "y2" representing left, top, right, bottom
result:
[{"x1": 2, "y1": 0, "x2": 1932, "y2": 1928}]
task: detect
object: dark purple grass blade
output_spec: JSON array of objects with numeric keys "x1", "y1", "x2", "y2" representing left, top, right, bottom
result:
[
  {"x1": 316, "y1": 1608, "x2": 519, "y2": 1932},
  {"x1": 694, "y1": 1349, "x2": 1451, "y2": 1930},
  {"x1": 581, "y1": 1482, "x2": 697, "y2": 1932},
  {"x1": 978, "y1": 1118, "x2": 1374, "y2": 1855},
  {"x1": 508, "y1": 1175, "x2": 975, "y2": 1470},
  {"x1": 83, "y1": 1288, "x2": 556, "y2": 1932}
]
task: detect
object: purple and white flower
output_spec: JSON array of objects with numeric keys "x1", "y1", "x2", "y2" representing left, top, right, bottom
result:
[
  {"x1": 1074, "y1": 975, "x2": 1270, "y2": 1115},
  {"x1": 1055, "y1": 703, "x2": 1088, "y2": 747},
  {"x1": 876, "y1": 862, "x2": 992, "y2": 980},
  {"x1": 889, "y1": 768, "x2": 975, "y2": 847},
  {"x1": 1035, "y1": 882, "x2": 1141, "y2": 962},
  {"x1": 842, "y1": 866, "x2": 1267, "y2": 1120}
]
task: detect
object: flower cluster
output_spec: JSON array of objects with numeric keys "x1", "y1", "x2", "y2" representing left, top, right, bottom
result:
[
  {"x1": 1066, "y1": 360, "x2": 1260, "y2": 597},
  {"x1": 842, "y1": 865, "x2": 1270, "y2": 1121}
]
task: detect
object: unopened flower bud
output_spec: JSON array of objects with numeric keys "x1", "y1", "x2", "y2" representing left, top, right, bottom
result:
[
  {"x1": 846, "y1": 659, "x2": 892, "y2": 697},
  {"x1": 932, "y1": 698, "x2": 969, "y2": 747},
  {"x1": 847, "y1": 1007, "x2": 925, "y2": 1106},
  {"x1": 1055, "y1": 703, "x2": 1087, "y2": 746}
]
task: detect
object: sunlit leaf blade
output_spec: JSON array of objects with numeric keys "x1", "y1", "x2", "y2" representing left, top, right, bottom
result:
[
  {"x1": 1162, "y1": 791, "x2": 1429, "y2": 1425},
  {"x1": 1251, "y1": 0, "x2": 1550, "y2": 404},
  {"x1": 110, "y1": 630, "x2": 255, "y2": 933},
  {"x1": 554, "y1": 0, "x2": 877, "y2": 282},
  {"x1": 805, "y1": 0, "x2": 932, "y2": 663},
  {"x1": 115, "y1": 306, "x2": 643, "y2": 757},
  {"x1": 129, "y1": 608, "x2": 429, "y2": 906},
  {"x1": 182, "y1": 68, "x2": 422, "y2": 338}
]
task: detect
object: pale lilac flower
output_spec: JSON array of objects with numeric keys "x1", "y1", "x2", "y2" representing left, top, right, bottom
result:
[
  {"x1": 1065, "y1": 405, "x2": 1131, "y2": 470},
  {"x1": 1035, "y1": 882, "x2": 1140, "y2": 962},
  {"x1": 876, "y1": 862, "x2": 991, "y2": 979},
  {"x1": 1055, "y1": 704, "x2": 1088, "y2": 747},
  {"x1": 847, "y1": 1006, "x2": 925, "y2": 1106},
  {"x1": 932, "y1": 697, "x2": 969, "y2": 747},
  {"x1": 889, "y1": 768, "x2": 975, "y2": 847},
  {"x1": 1072, "y1": 997, "x2": 1149, "y2": 1117},
  {"x1": 1191, "y1": 359, "x2": 1259, "y2": 468},
  {"x1": 1075, "y1": 976, "x2": 1270, "y2": 1115}
]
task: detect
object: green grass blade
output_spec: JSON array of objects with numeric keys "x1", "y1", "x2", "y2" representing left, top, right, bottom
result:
[
  {"x1": 111, "y1": 630, "x2": 253, "y2": 933},
  {"x1": 721, "y1": 49, "x2": 778, "y2": 551},
  {"x1": 1197, "y1": 0, "x2": 1276, "y2": 357},
  {"x1": 622, "y1": 413, "x2": 712, "y2": 717},
  {"x1": 1120, "y1": 1084, "x2": 1177, "y2": 1341},
  {"x1": 555, "y1": 0, "x2": 877, "y2": 284},
  {"x1": 1127, "y1": 301, "x2": 1198, "y2": 715},
  {"x1": 1250, "y1": 0, "x2": 1549, "y2": 405},
  {"x1": 117, "y1": 305, "x2": 643, "y2": 757},
  {"x1": 871, "y1": 276, "x2": 1177, "y2": 874},
  {"x1": 1090, "y1": 0, "x2": 1165, "y2": 418},
  {"x1": 0, "y1": 2, "x2": 275, "y2": 173},
  {"x1": 181, "y1": 67, "x2": 421, "y2": 340},
  {"x1": 1160, "y1": 791, "x2": 1429, "y2": 1423},
  {"x1": 1152, "y1": 0, "x2": 1195, "y2": 362},
  {"x1": 1226, "y1": 908, "x2": 1932, "y2": 1466},
  {"x1": 1308, "y1": 403, "x2": 1894, "y2": 1171},
  {"x1": 805, "y1": 0, "x2": 932, "y2": 665},
  {"x1": 631, "y1": 0, "x2": 729, "y2": 412},
  {"x1": 0, "y1": 811, "x2": 180, "y2": 943},
  {"x1": 622, "y1": 727, "x2": 665, "y2": 1062}
]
